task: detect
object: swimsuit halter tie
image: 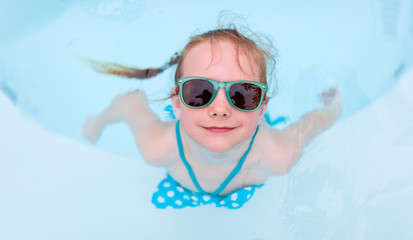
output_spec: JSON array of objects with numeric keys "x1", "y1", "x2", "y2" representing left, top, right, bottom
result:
[{"x1": 175, "y1": 121, "x2": 259, "y2": 196}]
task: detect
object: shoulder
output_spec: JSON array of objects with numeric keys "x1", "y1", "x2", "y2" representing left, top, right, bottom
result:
[
  {"x1": 135, "y1": 120, "x2": 179, "y2": 167},
  {"x1": 254, "y1": 123, "x2": 297, "y2": 175}
]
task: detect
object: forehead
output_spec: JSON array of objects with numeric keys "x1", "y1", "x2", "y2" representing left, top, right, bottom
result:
[{"x1": 181, "y1": 40, "x2": 259, "y2": 81}]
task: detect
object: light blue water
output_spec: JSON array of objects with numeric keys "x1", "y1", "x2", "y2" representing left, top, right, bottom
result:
[{"x1": 1, "y1": 0, "x2": 413, "y2": 239}]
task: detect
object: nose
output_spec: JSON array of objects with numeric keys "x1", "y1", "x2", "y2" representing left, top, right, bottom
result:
[{"x1": 208, "y1": 88, "x2": 232, "y2": 118}]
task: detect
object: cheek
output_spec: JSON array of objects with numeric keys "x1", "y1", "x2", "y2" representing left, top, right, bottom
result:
[
  {"x1": 239, "y1": 111, "x2": 263, "y2": 126},
  {"x1": 179, "y1": 109, "x2": 203, "y2": 137},
  {"x1": 178, "y1": 105, "x2": 203, "y2": 122}
]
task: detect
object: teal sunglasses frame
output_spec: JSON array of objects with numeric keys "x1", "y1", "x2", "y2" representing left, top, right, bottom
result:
[{"x1": 177, "y1": 76, "x2": 268, "y2": 112}]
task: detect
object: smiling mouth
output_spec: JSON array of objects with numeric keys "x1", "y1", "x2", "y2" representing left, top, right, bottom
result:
[{"x1": 204, "y1": 126, "x2": 236, "y2": 133}]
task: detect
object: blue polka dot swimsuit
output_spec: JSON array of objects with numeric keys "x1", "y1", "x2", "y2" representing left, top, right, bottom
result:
[
  {"x1": 152, "y1": 174, "x2": 262, "y2": 209},
  {"x1": 152, "y1": 121, "x2": 263, "y2": 209}
]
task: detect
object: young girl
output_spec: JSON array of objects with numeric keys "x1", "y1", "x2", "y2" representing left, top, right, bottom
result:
[{"x1": 83, "y1": 27, "x2": 341, "y2": 209}]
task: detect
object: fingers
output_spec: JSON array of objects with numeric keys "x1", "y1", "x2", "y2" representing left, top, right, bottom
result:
[
  {"x1": 82, "y1": 117, "x2": 100, "y2": 144},
  {"x1": 319, "y1": 87, "x2": 341, "y2": 106},
  {"x1": 321, "y1": 87, "x2": 337, "y2": 97}
]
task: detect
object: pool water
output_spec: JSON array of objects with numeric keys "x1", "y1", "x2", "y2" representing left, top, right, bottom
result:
[{"x1": 1, "y1": 0, "x2": 413, "y2": 239}]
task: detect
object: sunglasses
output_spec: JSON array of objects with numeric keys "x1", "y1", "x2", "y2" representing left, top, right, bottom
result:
[{"x1": 177, "y1": 77, "x2": 268, "y2": 112}]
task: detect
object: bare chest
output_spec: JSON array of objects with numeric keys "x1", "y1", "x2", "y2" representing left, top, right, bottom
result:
[{"x1": 166, "y1": 151, "x2": 271, "y2": 196}]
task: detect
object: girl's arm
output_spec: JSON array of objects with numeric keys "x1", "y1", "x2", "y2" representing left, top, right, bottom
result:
[
  {"x1": 83, "y1": 90, "x2": 158, "y2": 142},
  {"x1": 276, "y1": 87, "x2": 342, "y2": 172},
  {"x1": 83, "y1": 90, "x2": 175, "y2": 165}
]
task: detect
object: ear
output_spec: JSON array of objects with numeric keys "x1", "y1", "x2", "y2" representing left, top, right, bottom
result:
[
  {"x1": 258, "y1": 98, "x2": 268, "y2": 123},
  {"x1": 170, "y1": 87, "x2": 182, "y2": 119}
]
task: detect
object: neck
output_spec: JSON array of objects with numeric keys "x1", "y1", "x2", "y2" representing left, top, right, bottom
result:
[{"x1": 180, "y1": 127, "x2": 253, "y2": 166}]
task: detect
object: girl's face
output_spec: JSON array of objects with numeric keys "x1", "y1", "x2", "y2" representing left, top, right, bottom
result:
[{"x1": 172, "y1": 40, "x2": 267, "y2": 153}]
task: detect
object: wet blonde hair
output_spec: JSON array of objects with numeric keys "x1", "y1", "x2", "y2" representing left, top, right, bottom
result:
[
  {"x1": 83, "y1": 25, "x2": 277, "y2": 95},
  {"x1": 175, "y1": 27, "x2": 276, "y2": 86}
]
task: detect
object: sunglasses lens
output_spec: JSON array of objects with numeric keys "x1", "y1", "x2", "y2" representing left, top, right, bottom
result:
[
  {"x1": 229, "y1": 83, "x2": 262, "y2": 110},
  {"x1": 182, "y1": 79, "x2": 214, "y2": 107}
]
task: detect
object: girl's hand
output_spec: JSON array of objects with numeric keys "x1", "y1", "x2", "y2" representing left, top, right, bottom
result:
[
  {"x1": 82, "y1": 116, "x2": 102, "y2": 143},
  {"x1": 319, "y1": 87, "x2": 342, "y2": 120},
  {"x1": 320, "y1": 87, "x2": 341, "y2": 107}
]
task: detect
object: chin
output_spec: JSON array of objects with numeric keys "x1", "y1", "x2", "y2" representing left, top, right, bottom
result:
[{"x1": 201, "y1": 141, "x2": 236, "y2": 153}]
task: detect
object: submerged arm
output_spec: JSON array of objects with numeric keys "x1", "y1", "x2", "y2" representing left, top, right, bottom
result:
[
  {"x1": 82, "y1": 90, "x2": 159, "y2": 143},
  {"x1": 83, "y1": 90, "x2": 174, "y2": 165},
  {"x1": 276, "y1": 87, "x2": 342, "y2": 172}
]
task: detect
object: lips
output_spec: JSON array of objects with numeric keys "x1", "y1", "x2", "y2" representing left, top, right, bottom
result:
[{"x1": 204, "y1": 126, "x2": 236, "y2": 133}]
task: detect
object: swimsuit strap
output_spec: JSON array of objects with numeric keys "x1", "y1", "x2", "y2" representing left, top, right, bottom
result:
[{"x1": 175, "y1": 121, "x2": 259, "y2": 196}]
